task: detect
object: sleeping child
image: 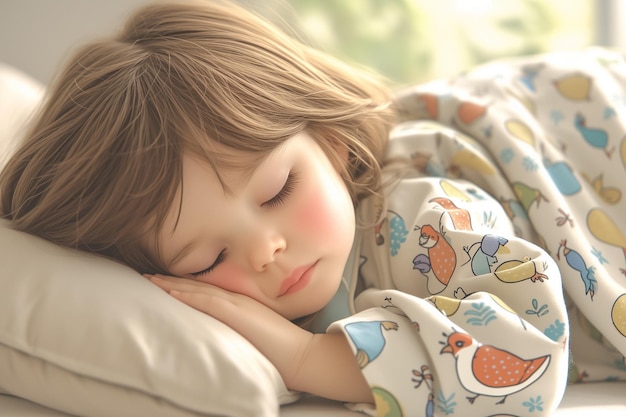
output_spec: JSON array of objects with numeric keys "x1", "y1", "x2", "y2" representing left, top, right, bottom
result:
[{"x1": 2, "y1": 1, "x2": 624, "y2": 415}]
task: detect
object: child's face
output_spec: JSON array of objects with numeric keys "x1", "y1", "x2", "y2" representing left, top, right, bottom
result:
[{"x1": 155, "y1": 132, "x2": 355, "y2": 320}]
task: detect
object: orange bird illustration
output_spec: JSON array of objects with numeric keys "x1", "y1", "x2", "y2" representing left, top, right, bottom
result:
[
  {"x1": 430, "y1": 197, "x2": 473, "y2": 230},
  {"x1": 417, "y1": 224, "x2": 457, "y2": 286},
  {"x1": 441, "y1": 332, "x2": 550, "y2": 405}
]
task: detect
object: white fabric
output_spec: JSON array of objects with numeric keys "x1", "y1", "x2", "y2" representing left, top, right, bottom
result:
[{"x1": 1, "y1": 380, "x2": 625, "y2": 416}]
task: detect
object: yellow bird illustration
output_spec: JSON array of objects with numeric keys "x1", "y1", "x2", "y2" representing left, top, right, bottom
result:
[
  {"x1": 440, "y1": 180, "x2": 471, "y2": 202},
  {"x1": 553, "y1": 73, "x2": 592, "y2": 100},
  {"x1": 494, "y1": 257, "x2": 548, "y2": 283},
  {"x1": 505, "y1": 119, "x2": 534, "y2": 146},
  {"x1": 587, "y1": 208, "x2": 626, "y2": 262},
  {"x1": 371, "y1": 387, "x2": 404, "y2": 417},
  {"x1": 428, "y1": 295, "x2": 461, "y2": 317},
  {"x1": 450, "y1": 149, "x2": 497, "y2": 175},
  {"x1": 612, "y1": 294, "x2": 626, "y2": 337},
  {"x1": 582, "y1": 173, "x2": 621, "y2": 204}
]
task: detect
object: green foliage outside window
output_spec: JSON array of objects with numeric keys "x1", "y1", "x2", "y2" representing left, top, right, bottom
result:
[{"x1": 242, "y1": 0, "x2": 593, "y2": 87}]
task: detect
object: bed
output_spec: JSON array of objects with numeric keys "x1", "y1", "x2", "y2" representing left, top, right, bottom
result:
[
  {"x1": 1, "y1": 56, "x2": 625, "y2": 416},
  {"x1": 0, "y1": 382, "x2": 625, "y2": 416}
]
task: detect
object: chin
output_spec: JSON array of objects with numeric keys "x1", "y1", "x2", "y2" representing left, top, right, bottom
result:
[
  {"x1": 283, "y1": 263, "x2": 345, "y2": 321},
  {"x1": 284, "y1": 290, "x2": 336, "y2": 322},
  {"x1": 285, "y1": 303, "x2": 325, "y2": 322}
]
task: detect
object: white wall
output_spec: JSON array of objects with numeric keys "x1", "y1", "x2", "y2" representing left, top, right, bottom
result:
[
  {"x1": 2, "y1": 0, "x2": 624, "y2": 87},
  {"x1": 0, "y1": 0, "x2": 153, "y2": 85}
]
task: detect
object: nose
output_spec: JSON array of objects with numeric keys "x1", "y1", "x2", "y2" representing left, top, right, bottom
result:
[{"x1": 247, "y1": 229, "x2": 286, "y2": 272}]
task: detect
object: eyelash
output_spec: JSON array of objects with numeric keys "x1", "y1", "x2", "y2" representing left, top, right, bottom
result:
[
  {"x1": 261, "y1": 171, "x2": 299, "y2": 209},
  {"x1": 190, "y1": 171, "x2": 298, "y2": 277},
  {"x1": 191, "y1": 249, "x2": 227, "y2": 278}
]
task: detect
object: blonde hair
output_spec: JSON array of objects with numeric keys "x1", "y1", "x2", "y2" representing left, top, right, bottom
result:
[{"x1": 0, "y1": 0, "x2": 394, "y2": 274}]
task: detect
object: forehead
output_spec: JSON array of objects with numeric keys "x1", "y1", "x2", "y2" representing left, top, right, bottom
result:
[
  {"x1": 170, "y1": 130, "x2": 312, "y2": 216},
  {"x1": 192, "y1": 130, "x2": 318, "y2": 187},
  {"x1": 192, "y1": 141, "x2": 270, "y2": 187},
  {"x1": 163, "y1": 132, "x2": 298, "y2": 230}
]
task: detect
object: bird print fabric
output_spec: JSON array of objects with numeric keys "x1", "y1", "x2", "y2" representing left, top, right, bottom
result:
[
  {"x1": 440, "y1": 332, "x2": 551, "y2": 404},
  {"x1": 325, "y1": 48, "x2": 626, "y2": 417}
]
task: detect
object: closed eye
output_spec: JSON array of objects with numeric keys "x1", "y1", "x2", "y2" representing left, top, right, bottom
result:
[
  {"x1": 261, "y1": 171, "x2": 299, "y2": 209},
  {"x1": 191, "y1": 249, "x2": 227, "y2": 278}
]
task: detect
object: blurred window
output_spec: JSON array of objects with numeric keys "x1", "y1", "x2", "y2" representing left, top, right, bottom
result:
[{"x1": 244, "y1": 0, "x2": 615, "y2": 86}]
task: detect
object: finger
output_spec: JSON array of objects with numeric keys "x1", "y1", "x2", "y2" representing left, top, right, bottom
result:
[
  {"x1": 147, "y1": 275, "x2": 213, "y2": 293},
  {"x1": 169, "y1": 290, "x2": 235, "y2": 318},
  {"x1": 144, "y1": 273, "x2": 195, "y2": 284}
]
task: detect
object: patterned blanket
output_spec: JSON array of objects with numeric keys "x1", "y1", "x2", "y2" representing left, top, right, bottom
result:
[{"x1": 331, "y1": 47, "x2": 626, "y2": 416}]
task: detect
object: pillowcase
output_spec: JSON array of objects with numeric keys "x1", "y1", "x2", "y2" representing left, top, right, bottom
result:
[{"x1": 0, "y1": 64, "x2": 295, "y2": 417}]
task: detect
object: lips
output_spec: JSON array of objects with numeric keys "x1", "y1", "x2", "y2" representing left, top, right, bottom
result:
[{"x1": 278, "y1": 261, "x2": 317, "y2": 297}]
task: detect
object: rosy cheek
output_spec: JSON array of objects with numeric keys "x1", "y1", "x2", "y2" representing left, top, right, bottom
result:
[
  {"x1": 295, "y1": 185, "x2": 347, "y2": 239},
  {"x1": 296, "y1": 189, "x2": 330, "y2": 234}
]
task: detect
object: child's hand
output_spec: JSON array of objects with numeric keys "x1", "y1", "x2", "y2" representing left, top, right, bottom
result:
[
  {"x1": 145, "y1": 274, "x2": 312, "y2": 380},
  {"x1": 146, "y1": 273, "x2": 289, "y2": 333},
  {"x1": 145, "y1": 274, "x2": 373, "y2": 404}
]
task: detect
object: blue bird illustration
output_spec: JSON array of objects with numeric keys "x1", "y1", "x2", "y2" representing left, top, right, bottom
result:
[
  {"x1": 411, "y1": 151, "x2": 446, "y2": 177},
  {"x1": 574, "y1": 113, "x2": 614, "y2": 158},
  {"x1": 344, "y1": 321, "x2": 398, "y2": 368},
  {"x1": 425, "y1": 393, "x2": 434, "y2": 417},
  {"x1": 518, "y1": 65, "x2": 540, "y2": 92},
  {"x1": 413, "y1": 253, "x2": 431, "y2": 273},
  {"x1": 557, "y1": 239, "x2": 597, "y2": 300},
  {"x1": 464, "y1": 234, "x2": 509, "y2": 276}
]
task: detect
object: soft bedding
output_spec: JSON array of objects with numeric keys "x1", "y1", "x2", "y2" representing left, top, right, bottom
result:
[
  {"x1": 392, "y1": 48, "x2": 626, "y2": 383},
  {"x1": 311, "y1": 47, "x2": 626, "y2": 416},
  {"x1": 2, "y1": 48, "x2": 626, "y2": 417},
  {"x1": 1, "y1": 381, "x2": 626, "y2": 416}
]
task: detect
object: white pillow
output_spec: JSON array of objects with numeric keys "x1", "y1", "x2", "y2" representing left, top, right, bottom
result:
[
  {"x1": 0, "y1": 64, "x2": 44, "y2": 166},
  {"x1": 0, "y1": 65, "x2": 294, "y2": 416}
]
